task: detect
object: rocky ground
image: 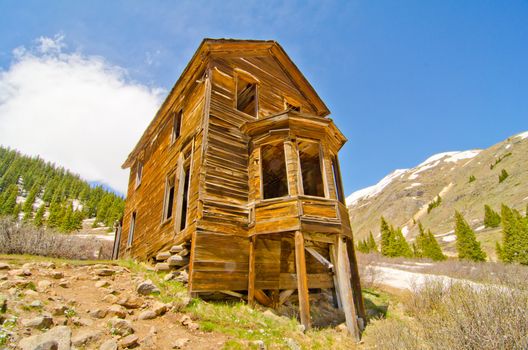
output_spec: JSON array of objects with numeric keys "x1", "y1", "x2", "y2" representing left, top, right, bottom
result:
[{"x1": 0, "y1": 259, "x2": 228, "y2": 350}]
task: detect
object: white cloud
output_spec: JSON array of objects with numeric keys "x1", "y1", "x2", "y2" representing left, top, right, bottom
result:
[{"x1": 0, "y1": 35, "x2": 164, "y2": 194}]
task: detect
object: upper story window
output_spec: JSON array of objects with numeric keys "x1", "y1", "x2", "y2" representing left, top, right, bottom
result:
[
  {"x1": 284, "y1": 98, "x2": 301, "y2": 112},
  {"x1": 261, "y1": 143, "x2": 288, "y2": 199},
  {"x1": 135, "y1": 161, "x2": 143, "y2": 188},
  {"x1": 298, "y1": 140, "x2": 325, "y2": 197},
  {"x1": 236, "y1": 74, "x2": 258, "y2": 117},
  {"x1": 171, "y1": 110, "x2": 182, "y2": 143}
]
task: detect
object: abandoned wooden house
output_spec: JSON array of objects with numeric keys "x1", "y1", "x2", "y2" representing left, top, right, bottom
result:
[{"x1": 116, "y1": 39, "x2": 365, "y2": 338}]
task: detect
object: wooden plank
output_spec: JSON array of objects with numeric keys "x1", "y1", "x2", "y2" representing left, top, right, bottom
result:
[
  {"x1": 335, "y1": 236, "x2": 360, "y2": 341},
  {"x1": 254, "y1": 289, "x2": 272, "y2": 307},
  {"x1": 279, "y1": 289, "x2": 295, "y2": 306},
  {"x1": 346, "y1": 237, "x2": 367, "y2": 327},
  {"x1": 279, "y1": 273, "x2": 334, "y2": 290},
  {"x1": 305, "y1": 247, "x2": 333, "y2": 270},
  {"x1": 294, "y1": 231, "x2": 311, "y2": 331},
  {"x1": 248, "y1": 236, "x2": 256, "y2": 306}
]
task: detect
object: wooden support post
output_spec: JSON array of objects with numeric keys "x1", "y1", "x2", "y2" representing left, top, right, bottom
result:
[
  {"x1": 329, "y1": 244, "x2": 342, "y2": 309},
  {"x1": 335, "y1": 236, "x2": 361, "y2": 341},
  {"x1": 346, "y1": 237, "x2": 366, "y2": 328},
  {"x1": 248, "y1": 236, "x2": 256, "y2": 306},
  {"x1": 294, "y1": 231, "x2": 311, "y2": 331}
]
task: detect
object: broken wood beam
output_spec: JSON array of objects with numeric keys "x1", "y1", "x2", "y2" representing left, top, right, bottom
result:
[{"x1": 305, "y1": 247, "x2": 333, "y2": 270}]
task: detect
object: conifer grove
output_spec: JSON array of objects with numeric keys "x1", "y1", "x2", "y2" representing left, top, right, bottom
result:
[{"x1": 0, "y1": 146, "x2": 125, "y2": 232}]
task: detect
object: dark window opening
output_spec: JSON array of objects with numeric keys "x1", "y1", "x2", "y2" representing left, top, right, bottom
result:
[
  {"x1": 261, "y1": 143, "x2": 288, "y2": 199},
  {"x1": 171, "y1": 110, "x2": 182, "y2": 142},
  {"x1": 332, "y1": 157, "x2": 345, "y2": 203},
  {"x1": 236, "y1": 75, "x2": 257, "y2": 116},
  {"x1": 179, "y1": 163, "x2": 191, "y2": 231},
  {"x1": 163, "y1": 175, "x2": 175, "y2": 221},
  {"x1": 135, "y1": 162, "x2": 143, "y2": 188},
  {"x1": 127, "y1": 212, "x2": 136, "y2": 247},
  {"x1": 298, "y1": 141, "x2": 325, "y2": 197},
  {"x1": 285, "y1": 101, "x2": 301, "y2": 112}
]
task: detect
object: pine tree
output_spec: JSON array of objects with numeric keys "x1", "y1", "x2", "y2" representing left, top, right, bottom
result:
[
  {"x1": 380, "y1": 217, "x2": 395, "y2": 257},
  {"x1": 367, "y1": 232, "x2": 378, "y2": 253},
  {"x1": 47, "y1": 201, "x2": 64, "y2": 229},
  {"x1": 12, "y1": 203, "x2": 22, "y2": 221},
  {"x1": 33, "y1": 204, "x2": 46, "y2": 228},
  {"x1": 499, "y1": 204, "x2": 528, "y2": 265},
  {"x1": 22, "y1": 185, "x2": 38, "y2": 216},
  {"x1": 1, "y1": 184, "x2": 19, "y2": 216},
  {"x1": 468, "y1": 175, "x2": 476, "y2": 183},
  {"x1": 454, "y1": 211, "x2": 487, "y2": 262},
  {"x1": 393, "y1": 227, "x2": 413, "y2": 258},
  {"x1": 483, "y1": 204, "x2": 501, "y2": 228}
]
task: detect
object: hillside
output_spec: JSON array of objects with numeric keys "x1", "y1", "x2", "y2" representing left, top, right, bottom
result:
[
  {"x1": 0, "y1": 146, "x2": 124, "y2": 233},
  {"x1": 347, "y1": 131, "x2": 528, "y2": 259}
]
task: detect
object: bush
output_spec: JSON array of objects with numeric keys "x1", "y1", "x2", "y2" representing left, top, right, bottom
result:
[
  {"x1": 363, "y1": 279, "x2": 528, "y2": 350},
  {"x1": 0, "y1": 218, "x2": 112, "y2": 260},
  {"x1": 499, "y1": 169, "x2": 509, "y2": 183}
]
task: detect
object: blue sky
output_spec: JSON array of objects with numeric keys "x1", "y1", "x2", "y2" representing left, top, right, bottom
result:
[{"x1": 1, "y1": 0, "x2": 527, "y2": 195}]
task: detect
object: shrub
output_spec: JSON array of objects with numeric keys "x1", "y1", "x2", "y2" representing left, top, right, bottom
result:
[
  {"x1": 0, "y1": 218, "x2": 112, "y2": 260},
  {"x1": 498, "y1": 169, "x2": 509, "y2": 183},
  {"x1": 468, "y1": 174, "x2": 476, "y2": 183},
  {"x1": 427, "y1": 195, "x2": 442, "y2": 214}
]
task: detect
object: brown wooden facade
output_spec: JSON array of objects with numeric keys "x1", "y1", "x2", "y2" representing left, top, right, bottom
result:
[{"x1": 118, "y1": 39, "x2": 364, "y2": 337}]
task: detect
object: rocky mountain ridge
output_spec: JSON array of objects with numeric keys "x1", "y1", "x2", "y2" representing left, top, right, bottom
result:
[{"x1": 347, "y1": 131, "x2": 528, "y2": 258}]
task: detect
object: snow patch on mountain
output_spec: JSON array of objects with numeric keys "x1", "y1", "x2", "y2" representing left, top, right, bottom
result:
[
  {"x1": 514, "y1": 131, "x2": 528, "y2": 140},
  {"x1": 346, "y1": 169, "x2": 408, "y2": 205}
]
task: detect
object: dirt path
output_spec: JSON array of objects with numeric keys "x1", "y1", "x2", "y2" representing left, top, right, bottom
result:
[{"x1": 0, "y1": 258, "x2": 228, "y2": 349}]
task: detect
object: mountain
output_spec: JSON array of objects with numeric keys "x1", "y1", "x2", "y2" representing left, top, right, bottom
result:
[
  {"x1": 347, "y1": 131, "x2": 528, "y2": 259},
  {"x1": 0, "y1": 146, "x2": 124, "y2": 232}
]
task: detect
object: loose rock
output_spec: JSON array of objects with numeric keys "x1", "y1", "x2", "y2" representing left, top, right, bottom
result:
[
  {"x1": 119, "y1": 334, "x2": 139, "y2": 348},
  {"x1": 136, "y1": 280, "x2": 160, "y2": 295},
  {"x1": 18, "y1": 326, "x2": 71, "y2": 350},
  {"x1": 172, "y1": 338, "x2": 190, "y2": 349},
  {"x1": 107, "y1": 304, "x2": 127, "y2": 318},
  {"x1": 99, "y1": 339, "x2": 118, "y2": 350},
  {"x1": 89, "y1": 308, "x2": 107, "y2": 319},
  {"x1": 108, "y1": 317, "x2": 134, "y2": 336},
  {"x1": 138, "y1": 310, "x2": 157, "y2": 320},
  {"x1": 72, "y1": 329, "x2": 103, "y2": 346},
  {"x1": 95, "y1": 280, "x2": 109, "y2": 288},
  {"x1": 22, "y1": 315, "x2": 54, "y2": 329},
  {"x1": 50, "y1": 271, "x2": 64, "y2": 279},
  {"x1": 0, "y1": 262, "x2": 11, "y2": 270}
]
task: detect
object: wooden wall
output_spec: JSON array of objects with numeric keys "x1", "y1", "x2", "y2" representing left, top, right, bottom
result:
[{"x1": 119, "y1": 79, "x2": 206, "y2": 260}]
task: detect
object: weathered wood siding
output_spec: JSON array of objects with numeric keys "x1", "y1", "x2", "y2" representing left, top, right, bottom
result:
[{"x1": 120, "y1": 80, "x2": 206, "y2": 260}]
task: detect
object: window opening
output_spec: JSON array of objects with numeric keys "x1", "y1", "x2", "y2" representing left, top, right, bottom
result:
[
  {"x1": 135, "y1": 162, "x2": 143, "y2": 188},
  {"x1": 236, "y1": 75, "x2": 257, "y2": 116},
  {"x1": 171, "y1": 110, "x2": 182, "y2": 143},
  {"x1": 127, "y1": 212, "x2": 136, "y2": 247},
  {"x1": 332, "y1": 157, "x2": 345, "y2": 203},
  {"x1": 162, "y1": 174, "x2": 176, "y2": 221},
  {"x1": 261, "y1": 143, "x2": 288, "y2": 199},
  {"x1": 298, "y1": 140, "x2": 324, "y2": 197}
]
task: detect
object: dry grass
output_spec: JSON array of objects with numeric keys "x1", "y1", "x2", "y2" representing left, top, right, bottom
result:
[{"x1": 0, "y1": 218, "x2": 113, "y2": 260}]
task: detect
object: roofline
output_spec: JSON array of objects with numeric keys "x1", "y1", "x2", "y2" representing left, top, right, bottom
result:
[{"x1": 122, "y1": 38, "x2": 331, "y2": 169}]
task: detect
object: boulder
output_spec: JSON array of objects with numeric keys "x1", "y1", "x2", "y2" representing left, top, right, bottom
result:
[
  {"x1": 167, "y1": 255, "x2": 188, "y2": 267},
  {"x1": 117, "y1": 295, "x2": 143, "y2": 309},
  {"x1": 71, "y1": 329, "x2": 103, "y2": 347},
  {"x1": 108, "y1": 317, "x2": 134, "y2": 336},
  {"x1": 18, "y1": 326, "x2": 71, "y2": 350},
  {"x1": 89, "y1": 308, "x2": 107, "y2": 319},
  {"x1": 172, "y1": 338, "x2": 190, "y2": 349},
  {"x1": 155, "y1": 251, "x2": 171, "y2": 261},
  {"x1": 95, "y1": 280, "x2": 110, "y2": 288},
  {"x1": 94, "y1": 268, "x2": 115, "y2": 276},
  {"x1": 22, "y1": 315, "x2": 54, "y2": 329},
  {"x1": 152, "y1": 301, "x2": 168, "y2": 316},
  {"x1": 169, "y1": 245, "x2": 184, "y2": 254},
  {"x1": 154, "y1": 263, "x2": 170, "y2": 272},
  {"x1": 107, "y1": 304, "x2": 127, "y2": 318},
  {"x1": 136, "y1": 280, "x2": 160, "y2": 295},
  {"x1": 0, "y1": 262, "x2": 11, "y2": 270},
  {"x1": 179, "y1": 315, "x2": 199, "y2": 331},
  {"x1": 119, "y1": 334, "x2": 139, "y2": 348},
  {"x1": 99, "y1": 339, "x2": 118, "y2": 350},
  {"x1": 38, "y1": 280, "x2": 52, "y2": 291},
  {"x1": 138, "y1": 310, "x2": 157, "y2": 320},
  {"x1": 50, "y1": 271, "x2": 64, "y2": 279}
]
